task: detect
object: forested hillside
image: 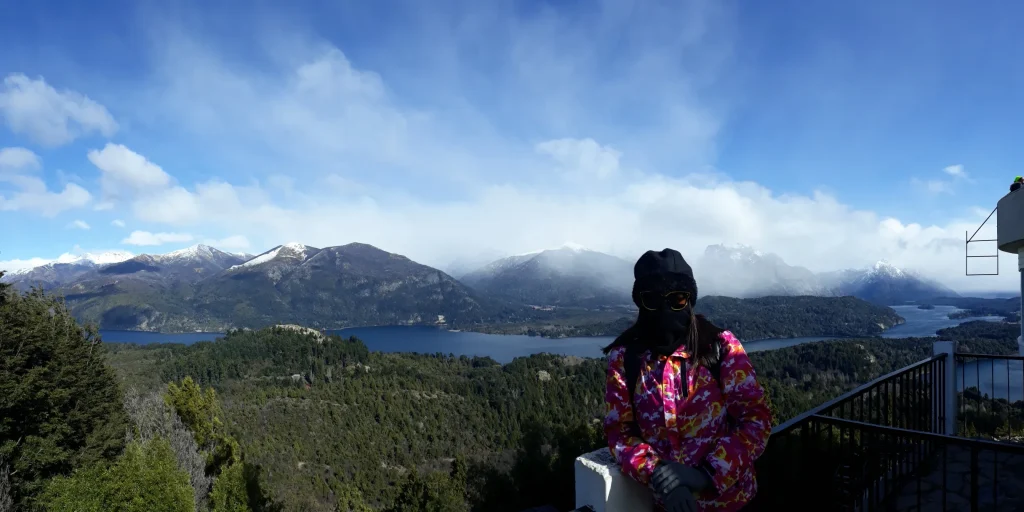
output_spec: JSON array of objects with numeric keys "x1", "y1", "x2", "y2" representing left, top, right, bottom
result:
[
  {"x1": 4, "y1": 275, "x2": 1020, "y2": 511},
  {"x1": 474, "y1": 295, "x2": 905, "y2": 339},
  {"x1": 101, "y1": 321, "x2": 1018, "y2": 511},
  {"x1": 0, "y1": 273, "x2": 275, "y2": 511}
]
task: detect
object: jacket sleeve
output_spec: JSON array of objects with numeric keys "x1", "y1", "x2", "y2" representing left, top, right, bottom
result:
[
  {"x1": 702, "y1": 331, "x2": 773, "y2": 494},
  {"x1": 604, "y1": 346, "x2": 662, "y2": 485}
]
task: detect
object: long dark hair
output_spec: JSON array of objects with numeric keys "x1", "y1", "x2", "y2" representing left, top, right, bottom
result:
[{"x1": 602, "y1": 307, "x2": 724, "y2": 369}]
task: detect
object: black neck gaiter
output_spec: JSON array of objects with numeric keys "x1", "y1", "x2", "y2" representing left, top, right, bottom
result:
[{"x1": 637, "y1": 307, "x2": 692, "y2": 356}]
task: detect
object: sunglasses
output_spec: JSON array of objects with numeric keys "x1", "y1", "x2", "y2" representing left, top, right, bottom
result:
[{"x1": 639, "y1": 291, "x2": 691, "y2": 311}]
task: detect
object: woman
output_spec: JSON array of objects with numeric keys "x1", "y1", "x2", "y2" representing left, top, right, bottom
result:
[{"x1": 603, "y1": 248, "x2": 772, "y2": 512}]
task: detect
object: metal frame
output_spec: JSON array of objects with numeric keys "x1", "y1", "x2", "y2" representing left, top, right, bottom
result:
[{"x1": 966, "y1": 206, "x2": 999, "y2": 276}]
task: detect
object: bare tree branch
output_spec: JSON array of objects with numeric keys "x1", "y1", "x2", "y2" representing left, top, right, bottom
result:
[
  {"x1": 0, "y1": 460, "x2": 13, "y2": 512},
  {"x1": 123, "y1": 387, "x2": 212, "y2": 511}
]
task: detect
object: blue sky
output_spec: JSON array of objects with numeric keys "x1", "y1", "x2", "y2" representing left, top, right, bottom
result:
[{"x1": 0, "y1": 0, "x2": 1022, "y2": 292}]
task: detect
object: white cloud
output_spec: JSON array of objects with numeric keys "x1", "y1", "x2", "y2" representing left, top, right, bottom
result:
[
  {"x1": 112, "y1": 219, "x2": 126, "y2": 228},
  {"x1": 943, "y1": 164, "x2": 966, "y2": 178},
  {"x1": 116, "y1": 141, "x2": 1017, "y2": 293},
  {"x1": 0, "y1": 246, "x2": 135, "y2": 274},
  {"x1": 202, "y1": 235, "x2": 251, "y2": 251},
  {"x1": 67, "y1": 219, "x2": 90, "y2": 230},
  {"x1": 536, "y1": 138, "x2": 623, "y2": 181},
  {"x1": 0, "y1": 256, "x2": 57, "y2": 273},
  {"x1": 913, "y1": 178, "x2": 954, "y2": 195},
  {"x1": 0, "y1": 73, "x2": 118, "y2": 147},
  {"x1": 914, "y1": 164, "x2": 973, "y2": 196},
  {"x1": 0, "y1": 177, "x2": 91, "y2": 217},
  {"x1": 120, "y1": 230, "x2": 192, "y2": 245},
  {"x1": 87, "y1": 143, "x2": 172, "y2": 200},
  {"x1": 97, "y1": 25, "x2": 1015, "y2": 294},
  {"x1": 0, "y1": 147, "x2": 41, "y2": 171},
  {"x1": 0, "y1": 147, "x2": 91, "y2": 216},
  {"x1": 11, "y1": 10, "x2": 1006, "y2": 295}
]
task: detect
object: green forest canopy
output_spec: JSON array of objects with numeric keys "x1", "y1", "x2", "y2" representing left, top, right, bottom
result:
[{"x1": 3, "y1": 277, "x2": 1021, "y2": 512}]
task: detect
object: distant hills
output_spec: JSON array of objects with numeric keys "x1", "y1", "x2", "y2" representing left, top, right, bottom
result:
[
  {"x1": 697, "y1": 244, "x2": 833, "y2": 297},
  {"x1": 697, "y1": 244, "x2": 959, "y2": 305},
  {"x1": 820, "y1": 260, "x2": 960, "y2": 306},
  {"x1": 458, "y1": 243, "x2": 633, "y2": 308},
  {"x1": 5, "y1": 243, "x2": 529, "y2": 332},
  {"x1": 458, "y1": 242, "x2": 959, "y2": 308},
  {"x1": 1, "y1": 240, "x2": 972, "y2": 332},
  {"x1": 5, "y1": 250, "x2": 135, "y2": 291}
]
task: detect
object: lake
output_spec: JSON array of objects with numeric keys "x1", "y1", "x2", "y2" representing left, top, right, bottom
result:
[
  {"x1": 99, "y1": 304, "x2": 1006, "y2": 363},
  {"x1": 99, "y1": 305, "x2": 1022, "y2": 398},
  {"x1": 98, "y1": 304, "x2": 1023, "y2": 403}
]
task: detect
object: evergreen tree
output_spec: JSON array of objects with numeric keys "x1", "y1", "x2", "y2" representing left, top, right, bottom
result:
[
  {"x1": 166, "y1": 376, "x2": 223, "y2": 448},
  {"x1": 0, "y1": 288, "x2": 128, "y2": 506},
  {"x1": 210, "y1": 462, "x2": 251, "y2": 512},
  {"x1": 334, "y1": 484, "x2": 372, "y2": 512},
  {"x1": 39, "y1": 438, "x2": 193, "y2": 512}
]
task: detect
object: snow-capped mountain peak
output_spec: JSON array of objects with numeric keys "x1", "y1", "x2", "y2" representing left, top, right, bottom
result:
[
  {"x1": 160, "y1": 244, "x2": 218, "y2": 261},
  {"x1": 699, "y1": 244, "x2": 826, "y2": 298},
  {"x1": 230, "y1": 243, "x2": 317, "y2": 270},
  {"x1": 234, "y1": 247, "x2": 284, "y2": 269},
  {"x1": 704, "y1": 243, "x2": 767, "y2": 263},
  {"x1": 511, "y1": 241, "x2": 592, "y2": 258},
  {"x1": 78, "y1": 251, "x2": 135, "y2": 265},
  {"x1": 12, "y1": 250, "x2": 136, "y2": 273},
  {"x1": 870, "y1": 260, "x2": 906, "y2": 278},
  {"x1": 559, "y1": 241, "x2": 589, "y2": 252}
]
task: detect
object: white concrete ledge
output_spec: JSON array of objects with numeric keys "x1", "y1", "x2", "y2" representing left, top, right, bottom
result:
[{"x1": 574, "y1": 448, "x2": 653, "y2": 512}]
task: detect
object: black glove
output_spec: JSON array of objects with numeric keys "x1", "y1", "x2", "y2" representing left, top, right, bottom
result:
[
  {"x1": 651, "y1": 461, "x2": 712, "y2": 497},
  {"x1": 661, "y1": 484, "x2": 699, "y2": 512}
]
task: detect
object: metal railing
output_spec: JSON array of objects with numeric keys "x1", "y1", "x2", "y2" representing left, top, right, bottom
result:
[
  {"x1": 814, "y1": 354, "x2": 948, "y2": 434},
  {"x1": 756, "y1": 352, "x2": 1024, "y2": 512},
  {"x1": 757, "y1": 355, "x2": 948, "y2": 511},
  {"x1": 955, "y1": 353, "x2": 1024, "y2": 440}
]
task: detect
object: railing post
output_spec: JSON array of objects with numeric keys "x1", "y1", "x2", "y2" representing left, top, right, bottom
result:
[{"x1": 934, "y1": 341, "x2": 957, "y2": 435}]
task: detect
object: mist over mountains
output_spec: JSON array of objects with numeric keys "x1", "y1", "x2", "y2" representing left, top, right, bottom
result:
[
  {"x1": 695, "y1": 244, "x2": 960, "y2": 304},
  {"x1": 458, "y1": 243, "x2": 633, "y2": 308},
  {"x1": 2, "y1": 240, "x2": 966, "y2": 332}
]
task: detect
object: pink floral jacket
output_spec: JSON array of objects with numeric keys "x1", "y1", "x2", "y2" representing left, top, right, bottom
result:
[{"x1": 603, "y1": 331, "x2": 772, "y2": 511}]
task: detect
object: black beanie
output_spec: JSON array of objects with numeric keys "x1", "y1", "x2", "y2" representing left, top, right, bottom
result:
[{"x1": 631, "y1": 248, "x2": 698, "y2": 307}]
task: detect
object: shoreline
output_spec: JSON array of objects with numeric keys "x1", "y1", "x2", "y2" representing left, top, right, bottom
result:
[{"x1": 94, "y1": 306, "x2": 1012, "y2": 340}]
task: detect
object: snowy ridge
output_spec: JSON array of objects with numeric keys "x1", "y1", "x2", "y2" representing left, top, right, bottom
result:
[
  {"x1": 78, "y1": 251, "x2": 136, "y2": 265},
  {"x1": 560, "y1": 241, "x2": 589, "y2": 252},
  {"x1": 281, "y1": 242, "x2": 308, "y2": 254},
  {"x1": 10, "y1": 250, "x2": 135, "y2": 275},
  {"x1": 233, "y1": 247, "x2": 284, "y2": 270},
  {"x1": 159, "y1": 244, "x2": 216, "y2": 261},
  {"x1": 705, "y1": 244, "x2": 766, "y2": 263},
  {"x1": 229, "y1": 243, "x2": 312, "y2": 270},
  {"x1": 870, "y1": 260, "x2": 906, "y2": 278},
  {"x1": 511, "y1": 241, "x2": 592, "y2": 258}
]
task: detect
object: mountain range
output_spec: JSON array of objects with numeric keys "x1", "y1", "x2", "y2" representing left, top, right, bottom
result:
[
  {"x1": 5, "y1": 243, "x2": 530, "y2": 332},
  {"x1": 457, "y1": 243, "x2": 633, "y2": 308},
  {"x1": 2, "y1": 241, "x2": 960, "y2": 332},
  {"x1": 697, "y1": 244, "x2": 960, "y2": 304}
]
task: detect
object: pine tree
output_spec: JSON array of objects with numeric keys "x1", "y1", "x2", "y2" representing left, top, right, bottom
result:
[
  {"x1": 39, "y1": 438, "x2": 193, "y2": 512},
  {"x1": 0, "y1": 288, "x2": 128, "y2": 506},
  {"x1": 210, "y1": 462, "x2": 250, "y2": 512}
]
